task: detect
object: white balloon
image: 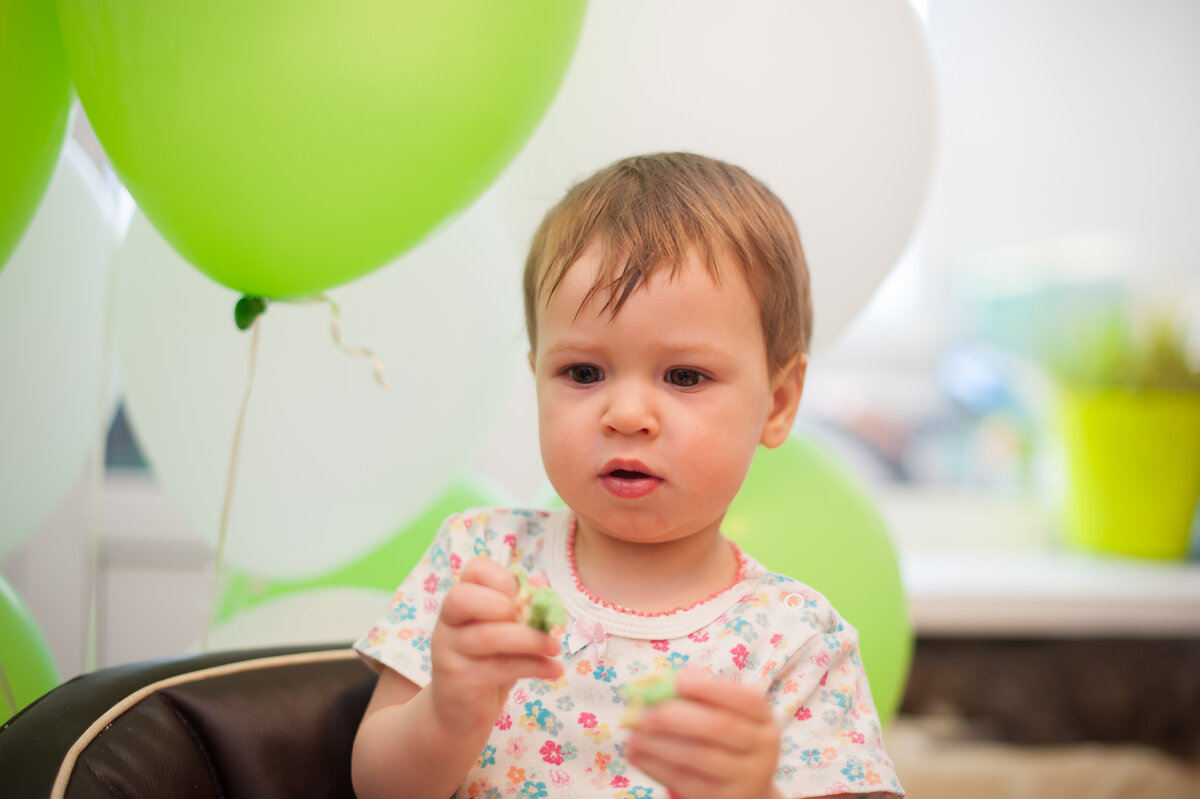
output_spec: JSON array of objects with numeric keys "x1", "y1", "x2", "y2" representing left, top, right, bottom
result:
[
  {"x1": 497, "y1": 0, "x2": 936, "y2": 354},
  {"x1": 114, "y1": 188, "x2": 526, "y2": 579},
  {"x1": 0, "y1": 142, "x2": 115, "y2": 558},
  {"x1": 202, "y1": 587, "x2": 391, "y2": 651}
]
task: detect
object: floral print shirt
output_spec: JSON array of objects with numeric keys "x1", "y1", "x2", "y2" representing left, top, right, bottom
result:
[{"x1": 354, "y1": 507, "x2": 904, "y2": 798}]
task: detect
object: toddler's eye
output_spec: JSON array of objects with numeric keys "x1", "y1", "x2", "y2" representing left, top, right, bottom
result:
[
  {"x1": 666, "y1": 368, "x2": 704, "y2": 387},
  {"x1": 568, "y1": 365, "x2": 603, "y2": 384}
]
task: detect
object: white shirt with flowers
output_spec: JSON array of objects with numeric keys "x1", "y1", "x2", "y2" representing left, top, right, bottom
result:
[{"x1": 354, "y1": 507, "x2": 904, "y2": 798}]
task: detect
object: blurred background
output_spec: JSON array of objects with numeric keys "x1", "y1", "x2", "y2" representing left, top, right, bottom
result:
[{"x1": 2, "y1": 1, "x2": 1198, "y2": 796}]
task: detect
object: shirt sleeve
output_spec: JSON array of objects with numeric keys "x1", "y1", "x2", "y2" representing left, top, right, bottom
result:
[
  {"x1": 768, "y1": 588, "x2": 905, "y2": 798},
  {"x1": 352, "y1": 507, "x2": 502, "y2": 685}
]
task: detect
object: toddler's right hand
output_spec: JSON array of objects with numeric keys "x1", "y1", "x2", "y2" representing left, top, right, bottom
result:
[{"x1": 429, "y1": 556, "x2": 563, "y2": 735}]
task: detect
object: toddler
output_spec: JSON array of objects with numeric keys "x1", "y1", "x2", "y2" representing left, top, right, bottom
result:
[{"x1": 352, "y1": 153, "x2": 903, "y2": 798}]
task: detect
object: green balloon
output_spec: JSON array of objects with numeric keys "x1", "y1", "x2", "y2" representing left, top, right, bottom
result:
[
  {"x1": 726, "y1": 435, "x2": 912, "y2": 725},
  {"x1": 57, "y1": 0, "x2": 586, "y2": 298},
  {"x1": 218, "y1": 475, "x2": 507, "y2": 622},
  {"x1": 0, "y1": 0, "x2": 73, "y2": 271},
  {"x1": 0, "y1": 575, "x2": 60, "y2": 722}
]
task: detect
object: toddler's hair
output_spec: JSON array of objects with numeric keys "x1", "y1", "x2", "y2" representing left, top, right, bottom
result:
[{"x1": 523, "y1": 152, "x2": 812, "y2": 373}]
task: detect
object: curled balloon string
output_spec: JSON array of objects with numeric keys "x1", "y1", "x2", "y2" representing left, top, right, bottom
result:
[
  {"x1": 202, "y1": 318, "x2": 263, "y2": 652},
  {"x1": 233, "y1": 293, "x2": 391, "y2": 391},
  {"x1": 295, "y1": 293, "x2": 392, "y2": 392},
  {"x1": 84, "y1": 242, "x2": 119, "y2": 673}
]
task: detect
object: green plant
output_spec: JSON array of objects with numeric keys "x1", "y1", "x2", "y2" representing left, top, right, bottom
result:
[{"x1": 1045, "y1": 307, "x2": 1200, "y2": 392}]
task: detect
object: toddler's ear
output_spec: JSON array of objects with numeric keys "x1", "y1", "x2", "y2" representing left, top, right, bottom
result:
[{"x1": 760, "y1": 354, "x2": 806, "y2": 448}]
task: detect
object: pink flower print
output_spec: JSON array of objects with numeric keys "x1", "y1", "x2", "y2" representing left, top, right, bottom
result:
[
  {"x1": 495, "y1": 713, "x2": 512, "y2": 730},
  {"x1": 651, "y1": 639, "x2": 670, "y2": 652},
  {"x1": 423, "y1": 573, "x2": 439, "y2": 593},
  {"x1": 610, "y1": 776, "x2": 630, "y2": 788},
  {"x1": 819, "y1": 671, "x2": 828, "y2": 687},
  {"x1": 549, "y1": 769, "x2": 572, "y2": 788},
  {"x1": 810, "y1": 651, "x2": 830, "y2": 669},
  {"x1": 540, "y1": 741, "x2": 563, "y2": 765},
  {"x1": 423, "y1": 596, "x2": 439, "y2": 613},
  {"x1": 578, "y1": 712, "x2": 598, "y2": 729},
  {"x1": 794, "y1": 706, "x2": 812, "y2": 721},
  {"x1": 770, "y1": 633, "x2": 784, "y2": 648},
  {"x1": 366, "y1": 626, "x2": 386, "y2": 646},
  {"x1": 449, "y1": 553, "x2": 462, "y2": 572},
  {"x1": 505, "y1": 738, "x2": 527, "y2": 760},
  {"x1": 512, "y1": 688, "x2": 529, "y2": 704},
  {"x1": 731, "y1": 643, "x2": 749, "y2": 670},
  {"x1": 504, "y1": 534, "x2": 517, "y2": 550},
  {"x1": 845, "y1": 730, "x2": 865, "y2": 745},
  {"x1": 688, "y1": 630, "x2": 709, "y2": 643}
]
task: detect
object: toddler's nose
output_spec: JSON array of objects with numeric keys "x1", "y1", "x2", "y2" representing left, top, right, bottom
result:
[{"x1": 601, "y1": 380, "x2": 659, "y2": 436}]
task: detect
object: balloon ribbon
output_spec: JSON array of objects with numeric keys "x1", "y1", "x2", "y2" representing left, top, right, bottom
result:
[{"x1": 234, "y1": 294, "x2": 391, "y2": 391}]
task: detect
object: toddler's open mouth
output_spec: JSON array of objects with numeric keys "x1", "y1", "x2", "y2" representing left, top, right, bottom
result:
[{"x1": 600, "y1": 461, "x2": 662, "y2": 498}]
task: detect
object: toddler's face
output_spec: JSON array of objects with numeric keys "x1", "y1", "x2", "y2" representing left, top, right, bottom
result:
[{"x1": 531, "y1": 246, "x2": 792, "y2": 547}]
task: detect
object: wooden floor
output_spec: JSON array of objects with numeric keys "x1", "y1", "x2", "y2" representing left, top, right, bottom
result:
[{"x1": 887, "y1": 715, "x2": 1200, "y2": 799}]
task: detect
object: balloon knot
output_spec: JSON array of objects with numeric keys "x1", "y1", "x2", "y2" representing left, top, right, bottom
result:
[{"x1": 234, "y1": 295, "x2": 268, "y2": 330}]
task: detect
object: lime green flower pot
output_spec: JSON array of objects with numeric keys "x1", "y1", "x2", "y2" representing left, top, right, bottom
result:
[{"x1": 1056, "y1": 388, "x2": 1200, "y2": 559}]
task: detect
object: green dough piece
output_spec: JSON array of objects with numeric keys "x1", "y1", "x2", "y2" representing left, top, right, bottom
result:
[
  {"x1": 512, "y1": 566, "x2": 566, "y2": 632},
  {"x1": 621, "y1": 670, "x2": 679, "y2": 726}
]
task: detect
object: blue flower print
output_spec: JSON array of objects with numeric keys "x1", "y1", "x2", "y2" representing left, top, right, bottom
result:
[
  {"x1": 478, "y1": 744, "x2": 497, "y2": 768},
  {"x1": 413, "y1": 635, "x2": 431, "y2": 652},
  {"x1": 560, "y1": 742, "x2": 579, "y2": 761},
  {"x1": 823, "y1": 633, "x2": 841, "y2": 651},
  {"x1": 592, "y1": 663, "x2": 617, "y2": 682},
  {"x1": 627, "y1": 787, "x2": 654, "y2": 799},
  {"x1": 473, "y1": 537, "x2": 489, "y2": 557},
  {"x1": 528, "y1": 678, "x2": 552, "y2": 696},
  {"x1": 523, "y1": 699, "x2": 556, "y2": 731},
  {"x1": 821, "y1": 686, "x2": 854, "y2": 711},
  {"x1": 725, "y1": 617, "x2": 757, "y2": 641},
  {"x1": 520, "y1": 780, "x2": 548, "y2": 798},
  {"x1": 386, "y1": 602, "x2": 416, "y2": 623},
  {"x1": 840, "y1": 757, "x2": 865, "y2": 783},
  {"x1": 801, "y1": 748, "x2": 822, "y2": 765},
  {"x1": 625, "y1": 660, "x2": 650, "y2": 677},
  {"x1": 665, "y1": 652, "x2": 689, "y2": 668},
  {"x1": 556, "y1": 695, "x2": 575, "y2": 712},
  {"x1": 484, "y1": 789, "x2": 501, "y2": 799}
]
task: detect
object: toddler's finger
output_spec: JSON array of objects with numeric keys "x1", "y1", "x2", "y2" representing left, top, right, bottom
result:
[
  {"x1": 458, "y1": 556, "x2": 519, "y2": 596},
  {"x1": 674, "y1": 670, "x2": 774, "y2": 723},
  {"x1": 438, "y1": 581, "x2": 520, "y2": 627},
  {"x1": 448, "y1": 622, "x2": 561, "y2": 659}
]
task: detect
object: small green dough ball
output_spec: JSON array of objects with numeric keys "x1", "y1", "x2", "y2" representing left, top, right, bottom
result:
[
  {"x1": 512, "y1": 565, "x2": 566, "y2": 632},
  {"x1": 621, "y1": 670, "x2": 679, "y2": 726}
]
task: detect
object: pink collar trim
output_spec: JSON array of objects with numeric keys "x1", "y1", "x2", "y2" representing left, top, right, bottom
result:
[{"x1": 564, "y1": 515, "x2": 748, "y2": 618}]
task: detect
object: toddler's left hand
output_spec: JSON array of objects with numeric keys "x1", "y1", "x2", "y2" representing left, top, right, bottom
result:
[{"x1": 626, "y1": 670, "x2": 782, "y2": 799}]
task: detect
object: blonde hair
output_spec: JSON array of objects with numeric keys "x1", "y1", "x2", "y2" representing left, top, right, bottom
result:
[{"x1": 523, "y1": 152, "x2": 812, "y2": 373}]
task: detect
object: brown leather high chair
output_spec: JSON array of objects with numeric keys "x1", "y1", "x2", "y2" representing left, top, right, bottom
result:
[{"x1": 0, "y1": 643, "x2": 376, "y2": 798}]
